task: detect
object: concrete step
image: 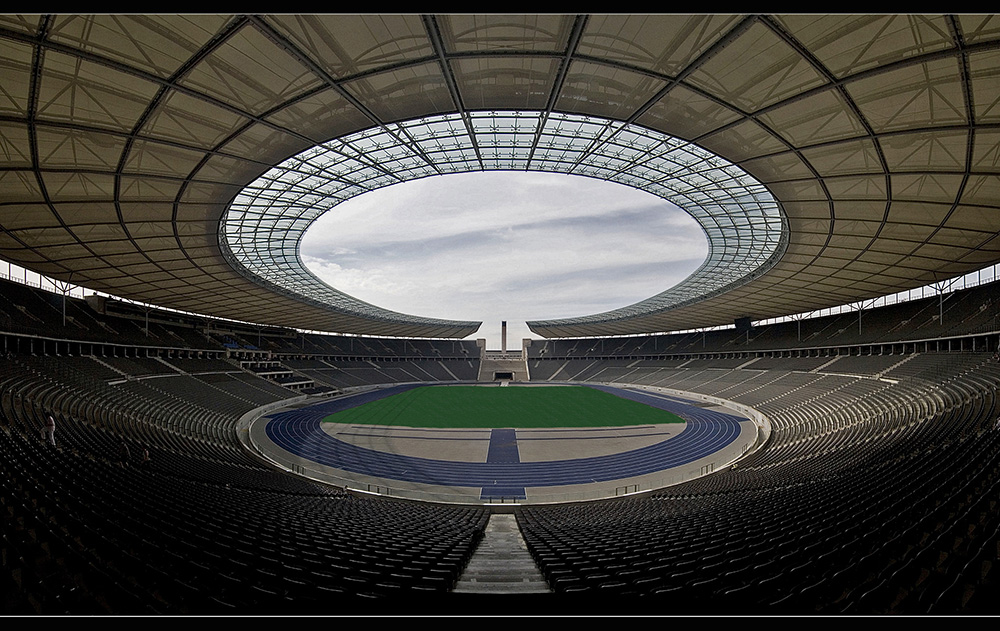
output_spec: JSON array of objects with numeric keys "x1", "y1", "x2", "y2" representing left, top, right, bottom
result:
[{"x1": 453, "y1": 513, "x2": 551, "y2": 594}]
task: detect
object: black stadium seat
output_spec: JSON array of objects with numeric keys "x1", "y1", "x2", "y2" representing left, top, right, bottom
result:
[{"x1": 2, "y1": 273, "x2": 1000, "y2": 615}]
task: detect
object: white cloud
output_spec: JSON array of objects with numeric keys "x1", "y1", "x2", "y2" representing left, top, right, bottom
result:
[{"x1": 300, "y1": 171, "x2": 708, "y2": 347}]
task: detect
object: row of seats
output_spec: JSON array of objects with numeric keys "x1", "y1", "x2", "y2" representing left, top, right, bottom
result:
[
  {"x1": 1, "y1": 351, "x2": 491, "y2": 614},
  {"x1": 3, "y1": 324, "x2": 1000, "y2": 614},
  {"x1": 514, "y1": 354, "x2": 1000, "y2": 614},
  {"x1": 526, "y1": 279, "x2": 998, "y2": 359}
]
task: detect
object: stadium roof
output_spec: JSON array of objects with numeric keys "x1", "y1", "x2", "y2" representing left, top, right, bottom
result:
[{"x1": 1, "y1": 14, "x2": 999, "y2": 339}]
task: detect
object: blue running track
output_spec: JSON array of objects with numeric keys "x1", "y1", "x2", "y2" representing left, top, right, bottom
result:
[{"x1": 263, "y1": 384, "x2": 747, "y2": 499}]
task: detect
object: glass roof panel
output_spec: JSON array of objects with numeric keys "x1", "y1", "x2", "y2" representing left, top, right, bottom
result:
[{"x1": 221, "y1": 110, "x2": 787, "y2": 331}]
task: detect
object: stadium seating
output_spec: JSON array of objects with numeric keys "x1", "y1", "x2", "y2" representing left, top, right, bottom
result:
[{"x1": 2, "y1": 276, "x2": 1000, "y2": 614}]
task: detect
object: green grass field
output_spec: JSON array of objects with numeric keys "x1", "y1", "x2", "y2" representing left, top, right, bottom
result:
[{"x1": 321, "y1": 385, "x2": 685, "y2": 429}]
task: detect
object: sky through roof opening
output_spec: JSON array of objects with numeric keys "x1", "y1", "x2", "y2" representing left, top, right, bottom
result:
[{"x1": 300, "y1": 171, "x2": 708, "y2": 347}]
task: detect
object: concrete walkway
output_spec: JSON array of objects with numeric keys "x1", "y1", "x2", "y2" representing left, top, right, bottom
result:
[{"x1": 452, "y1": 513, "x2": 551, "y2": 595}]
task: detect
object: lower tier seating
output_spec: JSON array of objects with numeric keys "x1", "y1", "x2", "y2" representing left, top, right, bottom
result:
[{"x1": 3, "y1": 350, "x2": 1000, "y2": 614}]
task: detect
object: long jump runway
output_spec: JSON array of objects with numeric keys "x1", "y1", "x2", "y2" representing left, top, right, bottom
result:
[{"x1": 257, "y1": 384, "x2": 757, "y2": 504}]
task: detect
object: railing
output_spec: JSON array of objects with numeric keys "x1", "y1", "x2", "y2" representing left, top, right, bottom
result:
[{"x1": 615, "y1": 484, "x2": 640, "y2": 496}]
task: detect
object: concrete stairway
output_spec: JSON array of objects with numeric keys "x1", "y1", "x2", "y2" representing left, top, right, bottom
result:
[
  {"x1": 478, "y1": 351, "x2": 529, "y2": 382},
  {"x1": 452, "y1": 513, "x2": 551, "y2": 595}
]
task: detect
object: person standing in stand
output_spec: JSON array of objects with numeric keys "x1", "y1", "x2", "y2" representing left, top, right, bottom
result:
[{"x1": 45, "y1": 414, "x2": 56, "y2": 447}]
